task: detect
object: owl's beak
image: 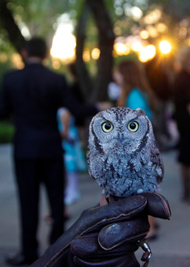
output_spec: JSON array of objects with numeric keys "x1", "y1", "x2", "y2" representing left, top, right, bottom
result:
[{"x1": 118, "y1": 132, "x2": 124, "y2": 143}]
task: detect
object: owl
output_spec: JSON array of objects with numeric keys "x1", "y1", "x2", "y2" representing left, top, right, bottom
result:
[{"x1": 87, "y1": 107, "x2": 164, "y2": 198}]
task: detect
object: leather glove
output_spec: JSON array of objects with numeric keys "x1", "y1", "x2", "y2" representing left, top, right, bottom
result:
[{"x1": 31, "y1": 192, "x2": 171, "y2": 267}]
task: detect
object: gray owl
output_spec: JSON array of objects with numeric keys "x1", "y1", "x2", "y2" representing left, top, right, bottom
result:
[{"x1": 87, "y1": 107, "x2": 164, "y2": 198}]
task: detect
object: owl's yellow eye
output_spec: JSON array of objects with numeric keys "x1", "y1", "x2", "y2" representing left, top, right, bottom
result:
[
  {"x1": 128, "y1": 121, "x2": 139, "y2": 132},
  {"x1": 102, "y1": 121, "x2": 113, "y2": 132}
]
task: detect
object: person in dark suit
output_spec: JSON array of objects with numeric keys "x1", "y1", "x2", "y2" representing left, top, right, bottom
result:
[
  {"x1": 0, "y1": 37, "x2": 102, "y2": 266},
  {"x1": 173, "y1": 47, "x2": 190, "y2": 202}
]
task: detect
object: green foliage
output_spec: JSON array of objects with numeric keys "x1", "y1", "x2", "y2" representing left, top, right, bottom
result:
[
  {"x1": 9, "y1": 0, "x2": 65, "y2": 37},
  {"x1": 0, "y1": 121, "x2": 15, "y2": 143},
  {"x1": 113, "y1": 52, "x2": 139, "y2": 66},
  {"x1": 0, "y1": 60, "x2": 15, "y2": 87},
  {"x1": 0, "y1": 24, "x2": 16, "y2": 54},
  {"x1": 0, "y1": 0, "x2": 190, "y2": 76},
  {"x1": 6, "y1": 0, "x2": 85, "y2": 38}
]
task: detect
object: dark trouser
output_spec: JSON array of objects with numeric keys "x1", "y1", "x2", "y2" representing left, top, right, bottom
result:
[{"x1": 14, "y1": 158, "x2": 64, "y2": 260}]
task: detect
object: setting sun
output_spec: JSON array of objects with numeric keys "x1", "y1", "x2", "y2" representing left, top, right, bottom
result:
[{"x1": 159, "y1": 40, "x2": 171, "y2": 54}]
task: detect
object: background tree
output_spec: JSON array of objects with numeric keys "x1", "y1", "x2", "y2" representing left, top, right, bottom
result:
[
  {"x1": 75, "y1": 0, "x2": 115, "y2": 102},
  {"x1": 1, "y1": 0, "x2": 190, "y2": 144},
  {"x1": 0, "y1": 0, "x2": 114, "y2": 102},
  {"x1": 1, "y1": 0, "x2": 190, "y2": 102},
  {"x1": 0, "y1": 0, "x2": 25, "y2": 52}
]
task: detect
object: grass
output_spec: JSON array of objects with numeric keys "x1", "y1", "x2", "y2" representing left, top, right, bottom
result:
[{"x1": 0, "y1": 122, "x2": 15, "y2": 143}]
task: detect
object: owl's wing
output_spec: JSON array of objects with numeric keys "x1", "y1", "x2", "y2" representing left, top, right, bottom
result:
[{"x1": 150, "y1": 144, "x2": 164, "y2": 183}]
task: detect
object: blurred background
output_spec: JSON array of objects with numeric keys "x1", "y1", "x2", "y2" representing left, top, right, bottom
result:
[
  {"x1": 0, "y1": 0, "x2": 189, "y2": 142},
  {"x1": 1, "y1": 0, "x2": 190, "y2": 266}
]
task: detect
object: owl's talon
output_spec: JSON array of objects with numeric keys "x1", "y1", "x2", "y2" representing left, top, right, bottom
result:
[
  {"x1": 105, "y1": 194, "x2": 110, "y2": 204},
  {"x1": 137, "y1": 240, "x2": 152, "y2": 267}
]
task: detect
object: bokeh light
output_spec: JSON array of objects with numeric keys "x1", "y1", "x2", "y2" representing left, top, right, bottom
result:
[
  {"x1": 129, "y1": 6, "x2": 143, "y2": 21},
  {"x1": 156, "y1": 23, "x2": 168, "y2": 33},
  {"x1": 50, "y1": 23, "x2": 76, "y2": 63},
  {"x1": 143, "y1": 9, "x2": 162, "y2": 25},
  {"x1": 159, "y1": 40, "x2": 171, "y2": 54},
  {"x1": 138, "y1": 45, "x2": 156, "y2": 62},
  {"x1": 131, "y1": 41, "x2": 142, "y2": 52},
  {"x1": 0, "y1": 53, "x2": 8, "y2": 63},
  {"x1": 140, "y1": 30, "x2": 149, "y2": 39},
  {"x1": 114, "y1": 43, "x2": 130, "y2": 55},
  {"x1": 91, "y1": 48, "x2": 100, "y2": 60},
  {"x1": 52, "y1": 60, "x2": 61, "y2": 70},
  {"x1": 146, "y1": 25, "x2": 158, "y2": 38},
  {"x1": 83, "y1": 49, "x2": 90, "y2": 62},
  {"x1": 11, "y1": 53, "x2": 24, "y2": 69},
  {"x1": 179, "y1": 27, "x2": 187, "y2": 38}
]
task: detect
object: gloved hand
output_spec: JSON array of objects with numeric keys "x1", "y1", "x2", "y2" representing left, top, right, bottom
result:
[{"x1": 31, "y1": 192, "x2": 171, "y2": 267}]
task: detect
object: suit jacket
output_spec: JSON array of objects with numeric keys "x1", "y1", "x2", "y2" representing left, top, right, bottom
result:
[
  {"x1": 0, "y1": 63, "x2": 98, "y2": 158},
  {"x1": 173, "y1": 70, "x2": 190, "y2": 135}
]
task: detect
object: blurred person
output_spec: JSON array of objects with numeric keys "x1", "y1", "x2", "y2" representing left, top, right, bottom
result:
[
  {"x1": 116, "y1": 59, "x2": 158, "y2": 240},
  {"x1": 145, "y1": 55, "x2": 173, "y2": 151},
  {"x1": 67, "y1": 63, "x2": 85, "y2": 108},
  {"x1": 0, "y1": 37, "x2": 106, "y2": 266},
  {"x1": 107, "y1": 71, "x2": 122, "y2": 106},
  {"x1": 67, "y1": 63, "x2": 86, "y2": 142},
  {"x1": 116, "y1": 60, "x2": 156, "y2": 120},
  {"x1": 67, "y1": 62, "x2": 112, "y2": 149},
  {"x1": 173, "y1": 47, "x2": 190, "y2": 203},
  {"x1": 57, "y1": 107, "x2": 87, "y2": 205}
]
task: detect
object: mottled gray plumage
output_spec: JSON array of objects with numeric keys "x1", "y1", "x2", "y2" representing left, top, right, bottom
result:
[{"x1": 87, "y1": 107, "x2": 164, "y2": 197}]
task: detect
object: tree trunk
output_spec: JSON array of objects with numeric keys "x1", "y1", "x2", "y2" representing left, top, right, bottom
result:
[
  {"x1": 75, "y1": 0, "x2": 115, "y2": 103},
  {"x1": 0, "y1": 0, "x2": 25, "y2": 53},
  {"x1": 75, "y1": 2, "x2": 93, "y2": 102},
  {"x1": 87, "y1": 0, "x2": 115, "y2": 102},
  {"x1": 0, "y1": 0, "x2": 115, "y2": 103}
]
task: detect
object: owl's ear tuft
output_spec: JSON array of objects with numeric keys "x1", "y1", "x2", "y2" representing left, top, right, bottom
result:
[{"x1": 136, "y1": 108, "x2": 145, "y2": 116}]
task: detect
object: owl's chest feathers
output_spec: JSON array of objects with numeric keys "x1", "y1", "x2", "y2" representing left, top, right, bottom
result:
[
  {"x1": 99, "y1": 151, "x2": 150, "y2": 178},
  {"x1": 98, "y1": 154, "x2": 158, "y2": 197}
]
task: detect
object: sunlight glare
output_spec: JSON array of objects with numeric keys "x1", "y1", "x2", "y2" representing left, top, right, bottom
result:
[
  {"x1": 159, "y1": 40, "x2": 171, "y2": 54},
  {"x1": 138, "y1": 45, "x2": 156, "y2": 62},
  {"x1": 50, "y1": 23, "x2": 76, "y2": 62},
  {"x1": 131, "y1": 41, "x2": 142, "y2": 52}
]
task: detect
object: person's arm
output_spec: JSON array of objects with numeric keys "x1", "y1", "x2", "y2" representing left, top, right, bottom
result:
[
  {"x1": 59, "y1": 109, "x2": 71, "y2": 139},
  {"x1": 58, "y1": 76, "x2": 111, "y2": 118}
]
